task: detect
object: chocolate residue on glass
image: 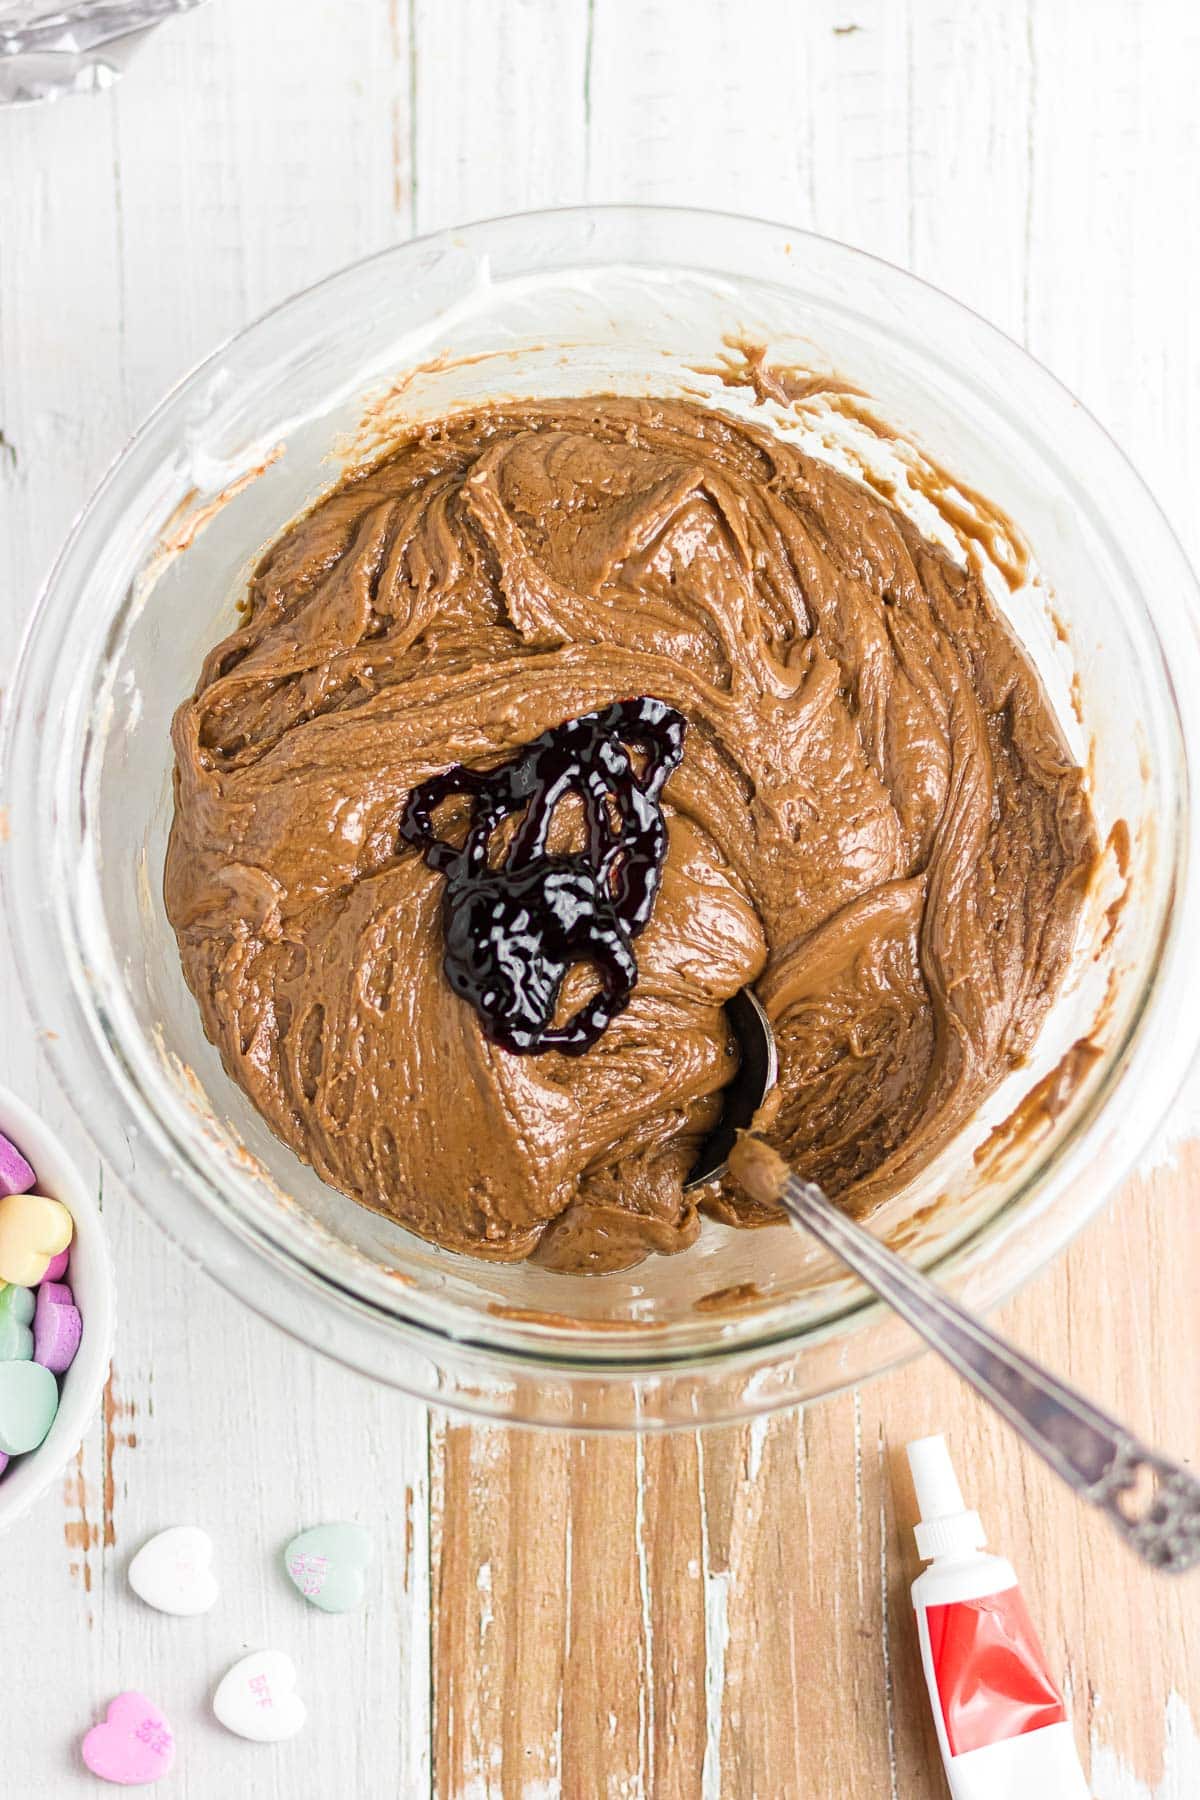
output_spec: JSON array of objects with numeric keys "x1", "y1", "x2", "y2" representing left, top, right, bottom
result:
[
  {"x1": 165, "y1": 394, "x2": 1096, "y2": 1272},
  {"x1": 972, "y1": 1038, "x2": 1104, "y2": 1180},
  {"x1": 1098, "y1": 819, "x2": 1133, "y2": 955},
  {"x1": 693, "y1": 1280, "x2": 767, "y2": 1314},
  {"x1": 701, "y1": 337, "x2": 866, "y2": 409},
  {"x1": 706, "y1": 338, "x2": 1032, "y2": 590},
  {"x1": 485, "y1": 1302, "x2": 650, "y2": 1332}
]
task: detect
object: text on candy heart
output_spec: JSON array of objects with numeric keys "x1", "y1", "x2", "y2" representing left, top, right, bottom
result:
[{"x1": 288, "y1": 1551, "x2": 329, "y2": 1595}]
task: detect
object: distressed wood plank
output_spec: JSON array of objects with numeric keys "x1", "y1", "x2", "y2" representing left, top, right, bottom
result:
[
  {"x1": 431, "y1": 1420, "x2": 569, "y2": 1798},
  {"x1": 560, "y1": 1436, "x2": 649, "y2": 1796},
  {"x1": 410, "y1": 0, "x2": 590, "y2": 232},
  {"x1": 638, "y1": 1434, "x2": 708, "y2": 1799},
  {"x1": 433, "y1": 1147, "x2": 1200, "y2": 1800}
]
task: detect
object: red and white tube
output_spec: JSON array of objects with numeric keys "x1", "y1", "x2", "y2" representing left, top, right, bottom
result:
[{"x1": 907, "y1": 1434, "x2": 1092, "y2": 1799}]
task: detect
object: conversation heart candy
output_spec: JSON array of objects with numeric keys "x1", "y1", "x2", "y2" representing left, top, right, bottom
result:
[
  {"x1": 284, "y1": 1521, "x2": 373, "y2": 1613},
  {"x1": 129, "y1": 1525, "x2": 218, "y2": 1616},
  {"x1": 0, "y1": 1359, "x2": 58, "y2": 1454},
  {"x1": 213, "y1": 1650, "x2": 306, "y2": 1742},
  {"x1": 42, "y1": 1247, "x2": 70, "y2": 1283},
  {"x1": 0, "y1": 1192, "x2": 73, "y2": 1285},
  {"x1": 0, "y1": 1283, "x2": 34, "y2": 1360},
  {"x1": 0, "y1": 1130, "x2": 35, "y2": 1198},
  {"x1": 81, "y1": 1691, "x2": 175, "y2": 1786},
  {"x1": 33, "y1": 1279, "x2": 82, "y2": 1374}
]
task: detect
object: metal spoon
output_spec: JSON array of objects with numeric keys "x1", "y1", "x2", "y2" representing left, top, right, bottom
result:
[{"x1": 687, "y1": 990, "x2": 1200, "y2": 1574}]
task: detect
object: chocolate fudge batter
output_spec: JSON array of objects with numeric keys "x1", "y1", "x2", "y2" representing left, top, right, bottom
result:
[{"x1": 165, "y1": 397, "x2": 1096, "y2": 1272}]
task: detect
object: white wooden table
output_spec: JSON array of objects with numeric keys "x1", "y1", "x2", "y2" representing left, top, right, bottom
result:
[{"x1": 2, "y1": 3, "x2": 1198, "y2": 1794}]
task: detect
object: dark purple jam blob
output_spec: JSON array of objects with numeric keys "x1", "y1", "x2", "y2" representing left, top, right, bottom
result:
[{"x1": 399, "y1": 697, "x2": 687, "y2": 1055}]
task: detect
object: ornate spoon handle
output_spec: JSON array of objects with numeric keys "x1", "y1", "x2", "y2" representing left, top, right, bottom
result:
[{"x1": 780, "y1": 1173, "x2": 1200, "y2": 1573}]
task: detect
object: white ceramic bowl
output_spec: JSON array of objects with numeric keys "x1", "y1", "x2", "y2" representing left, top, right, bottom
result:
[{"x1": 0, "y1": 1083, "x2": 115, "y2": 1530}]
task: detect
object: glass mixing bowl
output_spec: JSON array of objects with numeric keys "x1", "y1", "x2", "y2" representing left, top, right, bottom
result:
[{"x1": 5, "y1": 207, "x2": 1200, "y2": 1428}]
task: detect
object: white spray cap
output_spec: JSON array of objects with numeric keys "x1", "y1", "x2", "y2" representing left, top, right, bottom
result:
[{"x1": 906, "y1": 1434, "x2": 987, "y2": 1561}]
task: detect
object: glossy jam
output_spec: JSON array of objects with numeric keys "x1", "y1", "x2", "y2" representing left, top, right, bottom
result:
[{"x1": 400, "y1": 698, "x2": 686, "y2": 1054}]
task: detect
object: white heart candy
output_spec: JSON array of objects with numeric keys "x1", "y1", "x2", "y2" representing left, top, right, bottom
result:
[
  {"x1": 128, "y1": 1526, "x2": 219, "y2": 1616},
  {"x1": 213, "y1": 1650, "x2": 306, "y2": 1743}
]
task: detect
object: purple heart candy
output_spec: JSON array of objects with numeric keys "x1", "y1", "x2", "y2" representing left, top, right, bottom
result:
[
  {"x1": 41, "y1": 1249, "x2": 70, "y2": 1283},
  {"x1": 0, "y1": 1130, "x2": 35, "y2": 1198},
  {"x1": 34, "y1": 1281, "x2": 81, "y2": 1375}
]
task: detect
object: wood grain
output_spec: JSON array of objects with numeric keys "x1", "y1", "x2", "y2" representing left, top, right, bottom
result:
[
  {"x1": 2, "y1": 1, "x2": 1199, "y2": 1794},
  {"x1": 431, "y1": 1151, "x2": 1200, "y2": 1800}
]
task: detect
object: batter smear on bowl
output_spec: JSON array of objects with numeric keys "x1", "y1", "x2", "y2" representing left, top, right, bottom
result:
[{"x1": 165, "y1": 396, "x2": 1097, "y2": 1273}]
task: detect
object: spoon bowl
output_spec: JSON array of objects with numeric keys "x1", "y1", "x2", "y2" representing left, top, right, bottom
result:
[{"x1": 684, "y1": 987, "x2": 778, "y2": 1192}]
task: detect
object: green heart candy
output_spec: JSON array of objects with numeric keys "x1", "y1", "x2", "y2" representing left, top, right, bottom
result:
[
  {"x1": 283, "y1": 1522, "x2": 373, "y2": 1614},
  {"x1": 0, "y1": 1359, "x2": 58, "y2": 1453},
  {"x1": 0, "y1": 1284, "x2": 34, "y2": 1361}
]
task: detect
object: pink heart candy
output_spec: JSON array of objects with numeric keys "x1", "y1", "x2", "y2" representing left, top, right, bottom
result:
[
  {"x1": 82, "y1": 1691, "x2": 175, "y2": 1786},
  {"x1": 42, "y1": 1248, "x2": 70, "y2": 1283},
  {"x1": 34, "y1": 1280, "x2": 81, "y2": 1374},
  {"x1": 0, "y1": 1130, "x2": 35, "y2": 1198}
]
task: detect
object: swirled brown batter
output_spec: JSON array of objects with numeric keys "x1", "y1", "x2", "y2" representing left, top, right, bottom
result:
[{"x1": 165, "y1": 397, "x2": 1096, "y2": 1272}]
